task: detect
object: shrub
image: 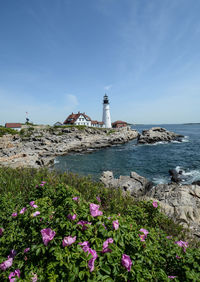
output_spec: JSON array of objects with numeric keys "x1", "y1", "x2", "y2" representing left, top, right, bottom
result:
[
  {"x1": 0, "y1": 128, "x2": 18, "y2": 137},
  {"x1": 0, "y1": 168, "x2": 200, "y2": 281}
]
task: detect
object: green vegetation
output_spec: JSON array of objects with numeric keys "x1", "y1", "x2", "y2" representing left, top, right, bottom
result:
[
  {"x1": 0, "y1": 167, "x2": 200, "y2": 281},
  {"x1": 0, "y1": 127, "x2": 18, "y2": 137}
]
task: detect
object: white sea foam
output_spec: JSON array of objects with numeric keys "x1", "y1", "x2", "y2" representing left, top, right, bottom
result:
[
  {"x1": 54, "y1": 159, "x2": 59, "y2": 164},
  {"x1": 182, "y1": 136, "x2": 189, "y2": 143},
  {"x1": 175, "y1": 166, "x2": 200, "y2": 184},
  {"x1": 153, "y1": 176, "x2": 169, "y2": 185}
]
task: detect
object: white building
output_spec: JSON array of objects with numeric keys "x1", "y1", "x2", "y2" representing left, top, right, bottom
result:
[
  {"x1": 102, "y1": 94, "x2": 112, "y2": 128},
  {"x1": 64, "y1": 112, "x2": 92, "y2": 126}
]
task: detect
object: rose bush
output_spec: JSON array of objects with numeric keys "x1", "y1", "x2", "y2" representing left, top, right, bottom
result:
[{"x1": 0, "y1": 168, "x2": 200, "y2": 281}]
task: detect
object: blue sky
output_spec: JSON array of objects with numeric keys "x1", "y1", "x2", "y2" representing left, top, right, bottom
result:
[{"x1": 0, "y1": 0, "x2": 200, "y2": 125}]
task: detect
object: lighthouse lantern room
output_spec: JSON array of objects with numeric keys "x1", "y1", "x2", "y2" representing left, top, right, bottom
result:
[{"x1": 102, "y1": 94, "x2": 112, "y2": 128}]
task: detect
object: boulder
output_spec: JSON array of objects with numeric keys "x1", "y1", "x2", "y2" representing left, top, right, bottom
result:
[
  {"x1": 100, "y1": 171, "x2": 153, "y2": 197},
  {"x1": 137, "y1": 127, "x2": 184, "y2": 144}
]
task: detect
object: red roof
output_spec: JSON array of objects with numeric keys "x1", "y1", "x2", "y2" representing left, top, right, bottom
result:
[
  {"x1": 63, "y1": 112, "x2": 91, "y2": 124},
  {"x1": 5, "y1": 123, "x2": 21, "y2": 128},
  {"x1": 91, "y1": 120, "x2": 104, "y2": 125},
  {"x1": 112, "y1": 120, "x2": 127, "y2": 125}
]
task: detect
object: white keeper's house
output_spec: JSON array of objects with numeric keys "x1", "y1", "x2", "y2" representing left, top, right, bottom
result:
[
  {"x1": 63, "y1": 94, "x2": 113, "y2": 129},
  {"x1": 63, "y1": 112, "x2": 104, "y2": 128}
]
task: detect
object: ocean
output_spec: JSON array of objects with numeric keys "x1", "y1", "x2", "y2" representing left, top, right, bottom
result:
[{"x1": 54, "y1": 124, "x2": 200, "y2": 184}]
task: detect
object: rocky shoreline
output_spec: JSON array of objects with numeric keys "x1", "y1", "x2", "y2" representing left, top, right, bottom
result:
[
  {"x1": 100, "y1": 171, "x2": 200, "y2": 239},
  {"x1": 0, "y1": 126, "x2": 138, "y2": 168}
]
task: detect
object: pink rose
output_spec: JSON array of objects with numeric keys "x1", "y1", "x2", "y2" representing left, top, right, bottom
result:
[
  {"x1": 90, "y1": 203, "x2": 103, "y2": 217},
  {"x1": 0, "y1": 258, "x2": 13, "y2": 271},
  {"x1": 41, "y1": 228, "x2": 56, "y2": 246},
  {"x1": 67, "y1": 214, "x2": 77, "y2": 220},
  {"x1": 102, "y1": 238, "x2": 113, "y2": 253},
  {"x1": 112, "y1": 220, "x2": 119, "y2": 230},
  {"x1": 62, "y1": 236, "x2": 76, "y2": 247},
  {"x1": 11, "y1": 213, "x2": 17, "y2": 217},
  {"x1": 9, "y1": 269, "x2": 20, "y2": 282},
  {"x1": 121, "y1": 254, "x2": 132, "y2": 272},
  {"x1": 19, "y1": 207, "x2": 27, "y2": 214},
  {"x1": 29, "y1": 201, "x2": 38, "y2": 208},
  {"x1": 152, "y1": 201, "x2": 158, "y2": 208},
  {"x1": 79, "y1": 241, "x2": 90, "y2": 252}
]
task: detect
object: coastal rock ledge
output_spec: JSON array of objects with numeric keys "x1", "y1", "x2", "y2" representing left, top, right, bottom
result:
[
  {"x1": 137, "y1": 127, "x2": 184, "y2": 144},
  {"x1": 0, "y1": 126, "x2": 138, "y2": 169},
  {"x1": 100, "y1": 171, "x2": 200, "y2": 239}
]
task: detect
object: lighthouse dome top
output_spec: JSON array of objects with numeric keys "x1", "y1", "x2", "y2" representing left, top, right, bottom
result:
[{"x1": 103, "y1": 94, "x2": 109, "y2": 104}]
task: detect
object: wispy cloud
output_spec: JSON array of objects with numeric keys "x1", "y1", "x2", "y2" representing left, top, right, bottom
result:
[
  {"x1": 65, "y1": 94, "x2": 78, "y2": 107},
  {"x1": 104, "y1": 84, "x2": 112, "y2": 91}
]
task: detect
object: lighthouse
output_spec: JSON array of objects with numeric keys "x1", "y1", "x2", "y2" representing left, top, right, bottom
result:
[{"x1": 102, "y1": 94, "x2": 112, "y2": 128}]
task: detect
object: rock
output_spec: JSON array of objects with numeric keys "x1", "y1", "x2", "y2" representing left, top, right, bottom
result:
[
  {"x1": 137, "y1": 127, "x2": 184, "y2": 144},
  {"x1": 146, "y1": 183, "x2": 200, "y2": 238},
  {"x1": 192, "y1": 181, "x2": 200, "y2": 186},
  {"x1": 169, "y1": 169, "x2": 183, "y2": 183},
  {"x1": 100, "y1": 171, "x2": 153, "y2": 197}
]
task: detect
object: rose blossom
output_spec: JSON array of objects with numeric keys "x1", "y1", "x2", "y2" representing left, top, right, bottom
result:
[
  {"x1": 79, "y1": 241, "x2": 90, "y2": 252},
  {"x1": 139, "y1": 228, "x2": 149, "y2": 241},
  {"x1": 67, "y1": 214, "x2": 77, "y2": 220},
  {"x1": 11, "y1": 213, "x2": 17, "y2": 217},
  {"x1": 8, "y1": 269, "x2": 20, "y2": 282},
  {"x1": 62, "y1": 236, "x2": 76, "y2": 247},
  {"x1": 175, "y1": 240, "x2": 188, "y2": 252},
  {"x1": 102, "y1": 238, "x2": 113, "y2": 253},
  {"x1": 112, "y1": 220, "x2": 119, "y2": 230},
  {"x1": 32, "y1": 211, "x2": 40, "y2": 217},
  {"x1": 121, "y1": 254, "x2": 132, "y2": 272},
  {"x1": 88, "y1": 249, "x2": 98, "y2": 272},
  {"x1": 73, "y1": 196, "x2": 79, "y2": 201},
  {"x1": 31, "y1": 273, "x2": 38, "y2": 282},
  {"x1": 19, "y1": 207, "x2": 27, "y2": 214},
  {"x1": 41, "y1": 228, "x2": 56, "y2": 246},
  {"x1": 90, "y1": 203, "x2": 103, "y2": 217},
  {"x1": 152, "y1": 201, "x2": 158, "y2": 208},
  {"x1": 29, "y1": 201, "x2": 38, "y2": 208},
  {"x1": 0, "y1": 258, "x2": 13, "y2": 271}
]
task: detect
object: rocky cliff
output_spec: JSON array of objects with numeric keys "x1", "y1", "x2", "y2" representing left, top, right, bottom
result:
[{"x1": 0, "y1": 126, "x2": 138, "y2": 168}]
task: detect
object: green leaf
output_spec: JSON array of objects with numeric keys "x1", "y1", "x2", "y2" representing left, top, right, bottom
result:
[{"x1": 101, "y1": 265, "x2": 111, "y2": 275}]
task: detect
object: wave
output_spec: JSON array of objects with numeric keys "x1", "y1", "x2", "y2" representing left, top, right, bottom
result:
[
  {"x1": 181, "y1": 136, "x2": 189, "y2": 143},
  {"x1": 174, "y1": 166, "x2": 200, "y2": 184},
  {"x1": 54, "y1": 159, "x2": 60, "y2": 164}
]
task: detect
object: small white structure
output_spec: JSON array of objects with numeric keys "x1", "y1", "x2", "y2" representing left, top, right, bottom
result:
[
  {"x1": 5, "y1": 123, "x2": 22, "y2": 131},
  {"x1": 102, "y1": 94, "x2": 112, "y2": 128}
]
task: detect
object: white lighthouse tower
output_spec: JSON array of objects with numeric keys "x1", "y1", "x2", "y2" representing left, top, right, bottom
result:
[{"x1": 102, "y1": 94, "x2": 112, "y2": 128}]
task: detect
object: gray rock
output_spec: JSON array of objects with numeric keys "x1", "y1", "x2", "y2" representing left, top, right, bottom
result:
[
  {"x1": 137, "y1": 127, "x2": 183, "y2": 144},
  {"x1": 100, "y1": 171, "x2": 153, "y2": 197}
]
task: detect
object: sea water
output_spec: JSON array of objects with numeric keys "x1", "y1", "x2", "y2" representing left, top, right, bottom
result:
[{"x1": 54, "y1": 124, "x2": 200, "y2": 184}]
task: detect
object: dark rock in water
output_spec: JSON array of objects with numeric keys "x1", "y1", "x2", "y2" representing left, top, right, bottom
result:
[
  {"x1": 192, "y1": 181, "x2": 200, "y2": 186},
  {"x1": 169, "y1": 169, "x2": 183, "y2": 183},
  {"x1": 137, "y1": 127, "x2": 184, "y2": 145}
]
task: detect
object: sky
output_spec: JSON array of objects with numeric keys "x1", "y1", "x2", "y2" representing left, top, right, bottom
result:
[{"x1": 0, "y1": 0, "x2": 200, "y2": 125}]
